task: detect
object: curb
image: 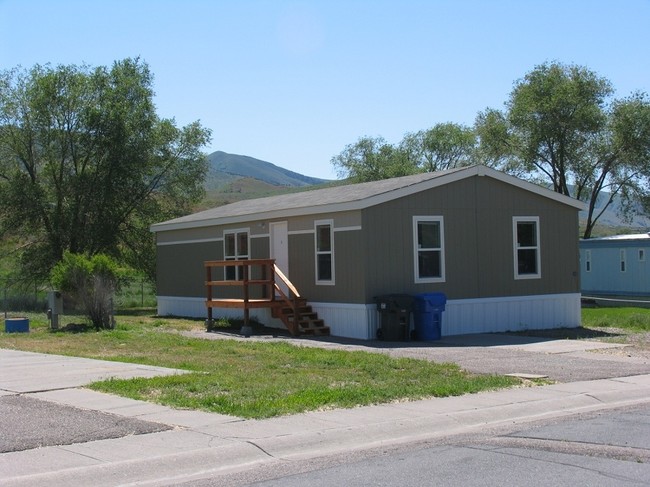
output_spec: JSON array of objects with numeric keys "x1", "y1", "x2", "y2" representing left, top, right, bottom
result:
[{"x1": 2, "y1": 375, "x2": 650, "y2": 487}]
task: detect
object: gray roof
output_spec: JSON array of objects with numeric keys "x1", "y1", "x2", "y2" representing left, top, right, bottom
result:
[{"x1": 151, "y1": 165, "x2": 584, "y2": 232}]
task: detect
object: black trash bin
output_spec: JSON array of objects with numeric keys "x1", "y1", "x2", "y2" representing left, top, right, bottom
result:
[
  {"x1": 374, "y1": 294, "x2": 414, "y2": 341},
  {"x1": 413, "y1": 292, "x2": 446, "y2": 340}
]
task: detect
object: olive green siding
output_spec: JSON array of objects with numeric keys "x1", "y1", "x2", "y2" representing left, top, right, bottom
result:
[
  {"x1": 289, "y1": 229, "x2": 366, "y2": 303},
  {"x1": 362, "y1": 177, "x2": 477, "y2": 301},
  {"x1": 158, "y1": 219, "x2": 270, "y2": 245},
  {"x1": 474, "y1": 178, "x2": 579, "y2": 297},
  {"x1": 288, "y1": 211, "x2": 361, "y2": 232},
  {"x1": 250, "y1": 235, "x2": 270, "y2": 259},
  {"x1": 361, "y1": 176, "x2": 579, "y2": 302},
  {"x1": 157, "y1": 241, "x2": 220, "y2": 297},
  {"x1": 157, "y1": 233, "x2": 271, "y2": 300},
  {"x1": 156, "y1": 227, "x2": 219, "y2": 244}
]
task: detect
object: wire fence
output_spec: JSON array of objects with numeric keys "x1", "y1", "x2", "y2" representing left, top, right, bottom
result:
[
  {"x1": 0, "y1": 278, "x2": 45, "y2": 313},
  {"x1": 0, "y1": 277, "x2": 157, "y2": 313}
]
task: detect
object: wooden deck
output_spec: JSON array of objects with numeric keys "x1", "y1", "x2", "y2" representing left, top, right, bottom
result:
[
  {"x1": 204, "y1": 259, "x2": 329, "y2": 336},
  {"x1": 205, "y1": 298, "x2": 278, "y2": 309}
]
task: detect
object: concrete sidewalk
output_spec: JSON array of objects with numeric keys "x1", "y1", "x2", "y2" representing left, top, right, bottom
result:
[
  {"x1": 1, "y1": 347, "x2": 650, "y2": 486},
  {"x1": 0, "y1": 349, "x2": 188, "y2": 394}
]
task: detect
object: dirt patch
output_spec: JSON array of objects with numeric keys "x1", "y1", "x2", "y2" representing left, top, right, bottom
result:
[
  {"x1": 509, "y1": 326, "x2": 650, "y2": 360},
  {"x1": 588, "y1": 329, "x2": 650, "y2": 360}
]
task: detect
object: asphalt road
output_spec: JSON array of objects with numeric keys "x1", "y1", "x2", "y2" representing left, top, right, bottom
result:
[{"x1": 184, "y1": 403, "x2": 650, "y2": 486}]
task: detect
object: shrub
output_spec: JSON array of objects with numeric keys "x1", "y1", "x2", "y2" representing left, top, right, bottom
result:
[{"x1": 51, "y1": 252, "x2": 123, "y2": 330}]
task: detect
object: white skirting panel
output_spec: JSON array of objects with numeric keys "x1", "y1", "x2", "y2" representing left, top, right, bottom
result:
[
  {"x1": 157, "y1": 293, "x2": 580, "y2": 340},
  {"x1": 309, "y1": 302, "x2": 379, "y2": 340},
  {"x1": 442, "y1": 293, "x2": 581, "y2": 336},
  {"x1": 157, "y1": 296, "x2": 205, "y2": 318},
  {"x1": 312, "y1": 294, "x2": 580, "y2": 340}
]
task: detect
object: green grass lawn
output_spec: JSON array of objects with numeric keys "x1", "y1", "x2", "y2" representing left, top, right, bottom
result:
[
  {"x1": 0, "y1": 313, "x2": 519, "y2": 419},
  {"x1": 581, "y1": 307, "x2": 650, "y2": 332}
]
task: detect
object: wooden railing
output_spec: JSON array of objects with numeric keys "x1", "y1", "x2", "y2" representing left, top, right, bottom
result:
[{"x1": 204, "y1": 259, "x2": 302, "y2": 333}]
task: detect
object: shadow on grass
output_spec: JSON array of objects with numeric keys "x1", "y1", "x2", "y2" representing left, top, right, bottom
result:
[
  {"x1": 509, "y1": 327, "x2": 623, "y2": 340},
  {"x1": 206, "y1": 318, "x2": 293, "y2": 338},
  {"x1": 53, "y1": 323, "x2": 94, "y2": 334},
  {"x1": 115, "y1": 308, "x2": 158, "y2": 317},
  {"x1": 200, "y1": 324, "x2": 626, "y2": 350}
]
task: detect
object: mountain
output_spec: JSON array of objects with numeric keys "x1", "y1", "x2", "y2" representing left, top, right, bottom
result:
[
  {"x1": 579, "y1": 189, "x2": 650, "y2": 230},
  {"x1": 198, "y1": 151, "x2": 334, "y2": 211},
  {"x1": 206, "y1": 151, "x2": 329, "y2": 189}
]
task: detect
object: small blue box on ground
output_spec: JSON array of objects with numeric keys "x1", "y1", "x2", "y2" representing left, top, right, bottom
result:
[{"x1": 4, "y1": 318, "x2": 30, "y2": 333}]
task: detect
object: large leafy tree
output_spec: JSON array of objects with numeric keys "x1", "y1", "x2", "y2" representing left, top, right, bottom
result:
[
  {"x1": 332, "y1": 125, "x2": 477, "y2": 183},
  {"x1": 0, "y1": 59, "x2": 211, "y2": 279},
  {"x1": 476, "y1": 62, "x2": 650, "y2": 238},
  {"x1": 331, "y1": 136, "x2": 417, "y2": 182},
  {"x1": 400, "y1": 123, "x2": 477, "y2": 172}
]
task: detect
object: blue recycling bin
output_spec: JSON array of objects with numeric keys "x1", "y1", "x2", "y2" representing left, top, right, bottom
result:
[{"x1": 413, "y1": 293, "x2": 446, "y2": 340}]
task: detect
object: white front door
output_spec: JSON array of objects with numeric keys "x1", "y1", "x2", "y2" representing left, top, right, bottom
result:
[{"x1": 270, "y1": 221, "x2": 289, "y2": 296}]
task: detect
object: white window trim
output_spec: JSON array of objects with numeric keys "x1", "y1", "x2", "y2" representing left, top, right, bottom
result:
[
  {"x1": 413, "y1": 216, "x2": 446, "y2": 284},
  {"x1": 223, "y1": 227, "x2": 250, "y2": 280},
  {"x1": 585, "y1": 250, "x2": 592, "y2": 273},
  {"x1": 315, "y1": 219, "x2": 335, "y2": 285},
  {"x1": 513, "y1": 216, "x2": 541, "y2": 280}
]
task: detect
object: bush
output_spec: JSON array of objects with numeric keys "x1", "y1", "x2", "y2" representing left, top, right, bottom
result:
[{"x1": 50, "y1": 252, "x2": 123, "y2": 329}]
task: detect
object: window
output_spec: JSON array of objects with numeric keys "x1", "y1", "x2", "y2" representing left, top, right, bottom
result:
[
  {"x1": 639, "y1": 249, "x2": 645, "y2": 262},
  {"x1": 224, "y1": 229, "x2": 249, "y2": 280},
  {"x1": 413, "y1": 216, "x2": 445, "y2": 283},
  {"x1": 315, "y1": 220, "x2": 334, "y2": 284},
  {"x1": 620, "y1": 249, "x2": 626, "y2": 272},
  {"x1": 585, "y1": 250, "x2": 591, "y2": 273},
  {"x1": 513, "y1": 217, "x2": 541, "y2": 279}
]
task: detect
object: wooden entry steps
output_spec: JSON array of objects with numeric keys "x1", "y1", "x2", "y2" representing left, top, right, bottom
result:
[{"x1": 271, "y1": 299, "x2": 330, "y2": 336}]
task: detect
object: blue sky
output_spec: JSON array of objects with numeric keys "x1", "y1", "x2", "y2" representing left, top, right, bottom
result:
[{"x1": 1, "y1": 0, "x2": 649, "y2": 180}]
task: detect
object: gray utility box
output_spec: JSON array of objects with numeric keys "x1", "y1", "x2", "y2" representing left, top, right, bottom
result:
[
  {"x1": 47, "y1": 291, "x2": 63, "y2": 329},
  {"x1": 374, "y1": 294, "x2": 414, "y2": 341}
]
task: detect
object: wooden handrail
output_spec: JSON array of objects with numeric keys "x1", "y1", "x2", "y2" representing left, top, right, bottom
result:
[
  {"x1": 204, "y1": 259, "x2": 303, "y2": 335},
  {"x1": 273, "y1": 264, "x2": 301, "y2": 299}
]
